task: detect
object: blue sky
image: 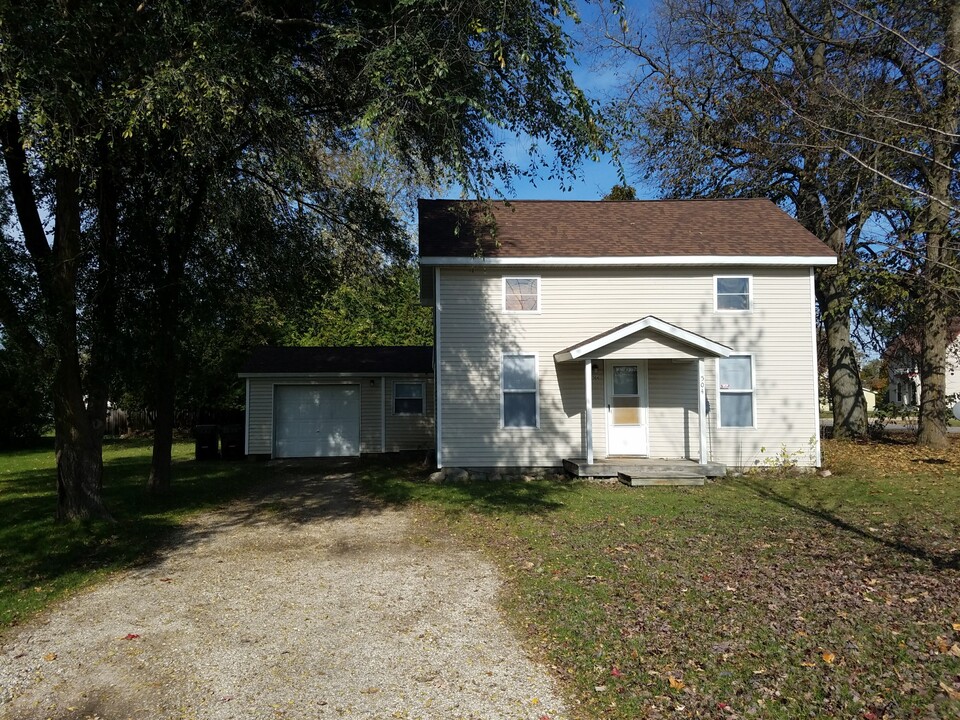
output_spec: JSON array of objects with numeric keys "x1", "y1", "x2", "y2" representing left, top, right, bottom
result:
[{"x1": 445, "y1": 0, "x2": 660, "y2": 202}]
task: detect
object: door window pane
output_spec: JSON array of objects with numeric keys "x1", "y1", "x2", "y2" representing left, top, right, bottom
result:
[{"x1": 613, "y1": 366, "x2": 639, "y2": 395}]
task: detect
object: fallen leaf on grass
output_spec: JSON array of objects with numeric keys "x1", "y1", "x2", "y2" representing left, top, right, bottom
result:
[
  {"x1": 822, "y1": 651, "x2": 836, "y2": 664},
  {"x1": 611, "y1": 666, "x2": 623, "y2": 678},
  {"x1": 939, "y1": 681, "x2": 960, "y2": 700},
  {"x1": 953, "y1": 622, "x2": 960, "y2": 631},
  {"x1": 668, "y1": 676, "x2": 685, "y2": 691},
  {"x1": 43, "y1": 653, "x2": 57, "y2": 661}
]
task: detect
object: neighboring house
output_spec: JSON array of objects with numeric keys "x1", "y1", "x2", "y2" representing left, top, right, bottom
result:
[
  {"x1": 818, "y1": 381, "x2": 876, "y2": 413},
  {"x1": 885, "y1": 318, "x2": 960, "y2": 409},
  {"x1": 240, "y1": 346, "x2": 434, "y2": 458},
  {"x1": 418, "y1": 198, "x2": 836, "y2": 470}
]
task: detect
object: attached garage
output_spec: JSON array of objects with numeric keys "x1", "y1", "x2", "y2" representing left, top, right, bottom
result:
[{"x1": 240, "y1": 346, "x2": 435, "y2": 459}]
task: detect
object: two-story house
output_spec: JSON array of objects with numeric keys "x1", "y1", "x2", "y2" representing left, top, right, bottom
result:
[{"x1": 418, "y1": 198, "x2": 836, "y2": 473}]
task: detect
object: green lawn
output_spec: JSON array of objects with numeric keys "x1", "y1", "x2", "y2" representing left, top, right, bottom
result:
[
  {"x1": 0, "y1": 438, "x2": 265, "y2": 629},
  {"x1": 360, "y1": 439, "x2": 960, "y2": 719},
  {"x1": 3, "y1": 438, "x2": 959, "y2": 718}
]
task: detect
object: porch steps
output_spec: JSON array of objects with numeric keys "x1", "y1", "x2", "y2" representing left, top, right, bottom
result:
[
  {"x1": 617, "y1": 472, "x2": 704, "y2": 487},
  {"x1": 563, "y1": 458, "x2": 726, "y2": 484}
]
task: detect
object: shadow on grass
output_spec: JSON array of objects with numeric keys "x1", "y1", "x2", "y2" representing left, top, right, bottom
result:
[
  {"x1": 355, "y1": 455, "x2": 572, "y2": 517},
  {"x1": 734, "y1": 476, "x2": 960, "y2": 571}
]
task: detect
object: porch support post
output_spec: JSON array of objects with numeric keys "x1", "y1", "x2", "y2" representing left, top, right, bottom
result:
[
  {"x1": 698, "y1": 357, "x2": 708, "y2": 463},
  {"x1": 584, "y1": 359, "x2": 594, "y2": 465}
]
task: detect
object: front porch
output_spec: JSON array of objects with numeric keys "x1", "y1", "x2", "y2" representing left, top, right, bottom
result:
[
  {"x1": 554, "y1": 315, "x2": 734, "y2": 467},
  {"x1": 563, "y1": 456, "x2": 727, "y2": 484}
]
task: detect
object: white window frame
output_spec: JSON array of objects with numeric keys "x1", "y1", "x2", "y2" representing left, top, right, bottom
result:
[
  {"x1": 502, "y1": 276, "x2": 541, "y2": 313},
  {"x1": 393, "y1": 381, "x2": 425, "y2": 416},
  {"x1": 715, "y1": 275, "x2": 752, "y2": 312},
  {"x1": 500, "y1": 352, "x2": 540, "y2": 429},
  {"x1": 716, "y1": 353, "x2": 757, "y2": 429}
]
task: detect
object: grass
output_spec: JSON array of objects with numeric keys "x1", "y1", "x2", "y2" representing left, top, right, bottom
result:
[
  {"x1": 3, "y1": 437, "x2": 958, "y2": 718},
  {"x1": 359, "y1": 438, "x2": 960, "y2": 719},
  {"x1": 0, "y1": 437, "x2": 266, "y2": 629}
]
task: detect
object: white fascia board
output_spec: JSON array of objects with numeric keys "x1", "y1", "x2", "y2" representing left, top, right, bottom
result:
[
  {"x1": 420, "y1": 255, "x2": 837, "y2": 267},
  {"x1": 555, "y1": 316, "x2": 733, "y2": 362}
]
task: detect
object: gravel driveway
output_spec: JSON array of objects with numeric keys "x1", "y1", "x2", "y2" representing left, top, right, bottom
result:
[{"x1": 0, "y1": 462, "x2": 568, "y2": 720}]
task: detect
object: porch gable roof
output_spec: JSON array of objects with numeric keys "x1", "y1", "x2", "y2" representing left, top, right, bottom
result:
[{"x1": 553, "y1": 316, "x2": 733, "y2": 363}]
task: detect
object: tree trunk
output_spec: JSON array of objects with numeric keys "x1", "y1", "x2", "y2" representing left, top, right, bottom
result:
[
  {"x1": 916, "y1": 1, "x2": 959, "y2": 448},
  {"x1": 816, "y1": 265, "x2": 868, "y2": 439},
  {"x1": 148, "y1": 308, "x2": 179, "y2": 493},
  {"x1": 51, "y1": 167, "x2": 112, "y2": 519},
  {"x1": 147, "y1": 176, "x2": 208, "y2": 492}
]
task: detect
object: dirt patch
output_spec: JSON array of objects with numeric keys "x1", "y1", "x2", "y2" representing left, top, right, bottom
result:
[{"x1": 0, "y1": 465, "x2": 567, "y2": 719}]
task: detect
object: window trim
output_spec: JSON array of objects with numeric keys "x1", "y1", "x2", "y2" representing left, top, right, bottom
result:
[
  {"x1": 714, "y1": 274, "x2": 753, "y2": 312},
  {"x1": 716, "y1": 353, "x2": 757, "y2": 429},
  {"x1": 502, "y1": 276, "x2": 542, "y2": 314},
  {"x1": 393, "y1": 381, "x2": 425, "y2": 416},
  {"x1": 500, "y1": 352, "x2": 540, "y2": 429}
]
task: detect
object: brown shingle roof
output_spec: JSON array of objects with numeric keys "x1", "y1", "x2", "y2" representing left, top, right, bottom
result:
[
  {"x1": 239, "y1": 346, "x2": 433, "y2": 375},
  {"x1": 418, "y1": 198, "x2": 835, "y2": 260}
]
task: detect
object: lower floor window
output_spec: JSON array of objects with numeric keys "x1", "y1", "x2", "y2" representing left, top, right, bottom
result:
[
  {"x1": 502, "y1": 353, "x2": 538, "y2": 428},
  {"x1": 394, "y1": 382, "x2": 424, "y2": 415},
  {"x1": 718, "y1": 355, "x2": 754, "y2": 427}
]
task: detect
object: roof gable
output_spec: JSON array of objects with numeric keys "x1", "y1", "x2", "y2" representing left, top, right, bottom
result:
[
  {"x1": 554, "y1": 316, "x2": 732, "y2": 362},
  {"x1": 419, "y1": 198, "x2": 836, "y2": 265}
]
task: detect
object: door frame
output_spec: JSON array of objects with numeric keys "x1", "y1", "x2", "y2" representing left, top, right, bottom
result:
[{"x1": 604, "y1": 360, "x2": 649, "y2": 456}]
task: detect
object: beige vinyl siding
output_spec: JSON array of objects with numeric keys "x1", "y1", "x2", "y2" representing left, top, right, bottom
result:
[
  {"x1": 384, "y1": 375, "x2": 436, "y2": 451},
  {"x1": 436, "y1": 266, "x2": 819, "y2": 468},
  {"x1": 359, "y1": 378, "x2": 382, "y2": 453},
  {"x1": 647, "y1": 360, "x2": 699, "y2": 459},
  {"x1": 592, "y1": 330, "x2": 705, "y2": 360},
  {"x1": 247, "y1": 379, "x2": 275, "y2": 454}
]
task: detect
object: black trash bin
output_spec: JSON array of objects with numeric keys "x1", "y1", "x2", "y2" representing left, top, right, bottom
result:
[
  {"x1": 220, "y1": 424, "x2": 245, "y2": 460},
  {"x1": 194, "y1": 424, "x2": 220, "y2": 460}
]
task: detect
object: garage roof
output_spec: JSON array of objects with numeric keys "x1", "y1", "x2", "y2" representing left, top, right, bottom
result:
[{"x1": 239, "y1": 346, "x2": 434, "y2": 376}]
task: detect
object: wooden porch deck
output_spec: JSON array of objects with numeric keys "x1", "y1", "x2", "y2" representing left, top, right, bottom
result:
[{"x1": 562, "y1": 457, "x2": 727, "y2": 486}]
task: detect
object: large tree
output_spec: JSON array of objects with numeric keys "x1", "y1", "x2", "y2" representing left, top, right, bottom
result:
[
  {"x1": 780, "y1": 1, "x2": 960, "y2": 446},
  {"x1": 0, "y1": 1, "x2": 598, "y2": 517},
  {"x1": 603, "y1": 0, "x2": 885, "y2": 438}
]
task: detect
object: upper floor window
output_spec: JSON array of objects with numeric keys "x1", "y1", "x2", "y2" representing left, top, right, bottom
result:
[
  {"x1": 503, "y1": 277, "x2": 540, "y2": 312},
  {"x1": 716, "y1": 276, "x2": 751, "y2": 311},
  {"x1": 394, "y1": 382, "x2": 425, "y2": 415}
]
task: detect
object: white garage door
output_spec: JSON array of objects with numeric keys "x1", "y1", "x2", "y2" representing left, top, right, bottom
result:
[{"x1": 274, "y1": 385, "x2": 361, "y2": 458}]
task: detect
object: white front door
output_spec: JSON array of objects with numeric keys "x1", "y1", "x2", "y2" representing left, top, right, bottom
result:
[{"x1": 606, "y1": 362, "x2": 648, "y2": 456}]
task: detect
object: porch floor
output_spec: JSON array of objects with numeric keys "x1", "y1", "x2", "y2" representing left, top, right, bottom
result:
[{"x1": 563, "y1": 457, "x2": 727, "y2": 484}]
